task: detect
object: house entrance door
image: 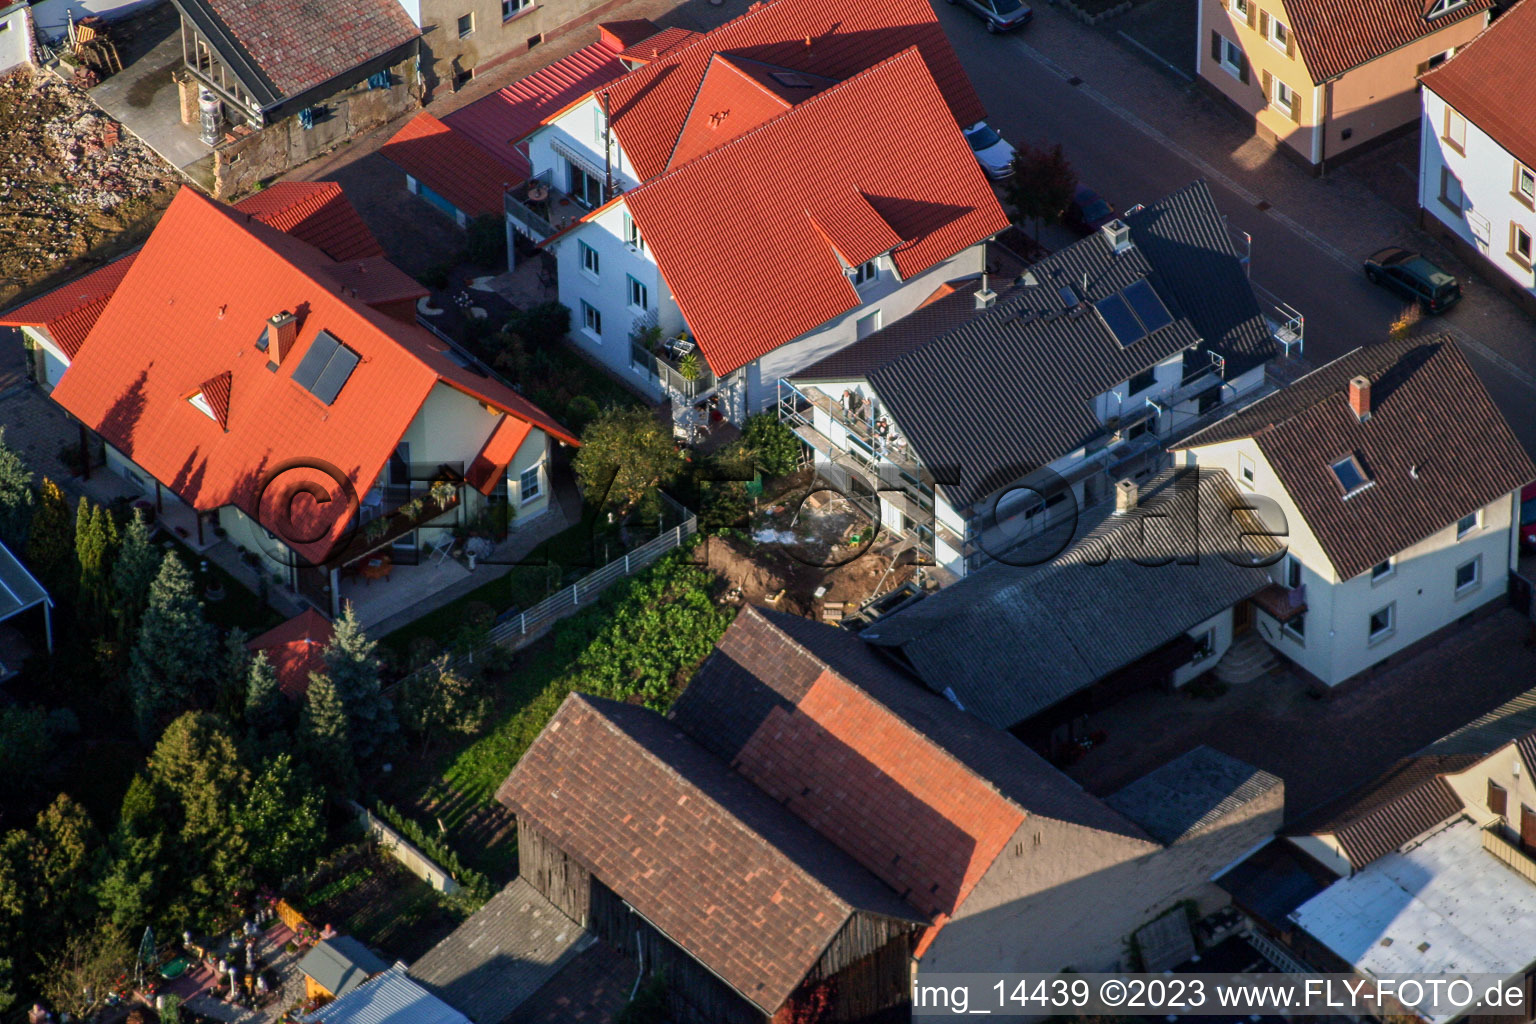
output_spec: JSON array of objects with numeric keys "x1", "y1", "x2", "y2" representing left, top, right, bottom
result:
[{"x1": 1233, "y1": 600, "x2": 1253, "y2": 636}]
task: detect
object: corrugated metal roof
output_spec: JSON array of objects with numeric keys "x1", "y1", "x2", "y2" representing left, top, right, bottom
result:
[
  {"x1": 1107, "y1": 746, "x2": 1282, "y2": 845},
  {"x1": 408, "y1": 879, "x2": 590, "y2": 1024},
  {"x1": 862, "y1": 469, "x2": 1277, "y2": 730},
  {"x1": 300, "y1": 965, "x2": 469, "y2": 1024}
]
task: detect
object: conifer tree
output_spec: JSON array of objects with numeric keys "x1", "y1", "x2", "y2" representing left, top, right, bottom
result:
[
  {"x1": 299, "y1": 672, "x2": 357, "y2": 796},
  {"x1": 113, "y1": 509, "x2": 159, "y2": 638},
  {"x1": 129, "y1": 553, "x2": 214, "y2": 741},
  {"x1": 323, "y1": 605, "x2": 396, "y2": 761},
  {"x1": 24, "y1": 478, "x2": 73, "y2": 598},
  {"x1": 0, "y1": 428, "x2": 33, "y2": 548}
]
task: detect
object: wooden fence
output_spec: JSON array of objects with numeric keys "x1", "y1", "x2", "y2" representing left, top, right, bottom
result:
[
  {"x1": 274, "y1": 898, "x2": 308, "y2": 932},
  {"x1": 391, "y1": 507, "x2": 697, "y2": 691}
]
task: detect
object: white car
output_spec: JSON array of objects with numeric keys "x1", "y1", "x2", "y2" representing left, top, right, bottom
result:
[{"x1": 964, "y1": 121, "x2": 1016, "y2": 180}]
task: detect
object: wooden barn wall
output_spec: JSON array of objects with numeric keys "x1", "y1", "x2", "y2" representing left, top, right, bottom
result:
[
  {"x1": 516, "y1": 819, "x2": 592, "y2": 924},
  {"x1": 793, "y1": 917, "x2": 916, "y2": 1023}
]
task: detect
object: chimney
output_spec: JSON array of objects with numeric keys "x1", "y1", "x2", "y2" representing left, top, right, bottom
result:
[
  {"x1": 267, "y1": 311, "x2": 297, "y2": 368},
  {"x1": 1348, "y1": 375, "x2": 1371, "y2": 422},
  {"x1": 974, "y1": 272, "x2": 996, "y2": 310},
  {"x1": 1114, "y1": 478, "x2": 1138, "y2": 515},
  {"x1": 1101, "y1": 219, "x2": 1133, "y2": 253}
]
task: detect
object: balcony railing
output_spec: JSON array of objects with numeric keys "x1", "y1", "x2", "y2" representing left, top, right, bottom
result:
[
  {"x1": 1483, "y1": 824, "x2": 1536, "y2": 885},
  {"x1": 784, "y1": 383, "x2": 929, "y2": 480},
  {"x1": 505, "y1": 171, "x2": 588, "y2": 243}
]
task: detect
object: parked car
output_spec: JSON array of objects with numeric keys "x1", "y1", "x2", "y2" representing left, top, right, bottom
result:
[
  {"x1": 1522, "y1": 482, "x2": 1536, "y2": 554},
  {"x1": 1363, "y1": 247, "x2": 1462, "y2": 313},
  {"x1": 963, "y1": 121, "x2": 1016, "y2": 180},
  {"x1": 946, "y1": 0, "x2": 1033, "y2": 33},
  {"x1": 1063, "y1": 186, "x2": 1116, "y2": 235}
]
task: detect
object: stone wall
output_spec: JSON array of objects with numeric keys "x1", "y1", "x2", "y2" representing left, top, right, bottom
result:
[
  {"x1": 351, "y1": 801, "x2": 462, "y2": 895},
  {"x1": 210, "y1": 53, "x2": 420, "y2": 198}
]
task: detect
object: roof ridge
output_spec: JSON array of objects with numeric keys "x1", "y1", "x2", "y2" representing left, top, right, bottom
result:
[{"x1": 1420, "y1": 0, "x2": 1531, "y2": 84}]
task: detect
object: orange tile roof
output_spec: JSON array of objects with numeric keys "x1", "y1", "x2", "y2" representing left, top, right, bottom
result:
[
  {"x1": 1, "y1": 182, "x2": 378, "y2": 352},
  {"x1": 49, "y1": 187, "x2": 576, "y2": 565},
  {"x1": 380, "y1": 112, "x2": 525, "y2": 219},
  {"x1": 1420, "y1": 0, "x2": 1536, "y2": 168},
  {"x1": 663, "y1": 55, "x2": 837, "y2": 170},
  {"x1": 619, "y1": 48, "x2": 1010, "y2": 377},
  {"x1": 615, "y1": 24, "x2": 700, "y2": 64},
  {"x1": 315, "y1": 256, "x2": 429, "y2": 308},
  {"x1": 464, "y1": 414, "x2": 532, "y2": 495},
  {"x1": 1283, "y1": 0, "x2": 1490, "y2": 82},
  {"x1": 597, "y1": 18, "x2": 663, "y2": 52},
  {"x1": 199, "y1": 371, "x2": 232, "y2": 430},
  {"x1": 600, "y1": 0, "x2": 986, "y2": 181},
  {"x1": 248, "y1": 607, "x2": 333, "y2": 699}
]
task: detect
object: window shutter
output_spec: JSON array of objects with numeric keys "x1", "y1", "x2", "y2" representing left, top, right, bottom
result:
[
  {"x1": 1288, "y1": 89, "x2": 1301, "y2": 122},
  {"x1": 1212, "y1": 29, "x2": 1222, "y2": 61},
  {"x1": 1522, "y1": 805, "x2": 1536, "y2": 851},
  {"x1": 1248, "y1": 2, "x2": 1259, "y2": 28},
  {"x1": 1262, "y1": 68, "x2": 1272, "y2": 101},
  {"x1": 1286, "y1": 31, "x2": 1295, "y2": 58},
  {"x1": 1490, "y1": 779, "x2": 1508, "y2": 816},
  {"x1": 1259, "y1": 10, "x2": 1269, "y2": 35},
  {"x1": 1239, "y1": 52, "x2": 1251, "y2": 84}
]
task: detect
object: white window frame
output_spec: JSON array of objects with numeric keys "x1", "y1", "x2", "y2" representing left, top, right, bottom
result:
[
  {"x1": 1270, "y1": 76, "x2": 1297, "y2": 117},
  {"x1": 501, "y1": 0, "x2": 530, "y2": 18},
  {"x1": 1518, "y1": 164, "x2": 1536, "y2": 204},
  {"x1": 1426, "y1": 0, "x2": 1468, "y2": 17},
  {"x1": 189, "y1": 392, "x2": 216, "y2": 421},
  {"x1": 855, "y1": 310, "x2": 882, "y2": 339},
  {"x1": 852, "y1": 260, "x2": 879, "y2": 286},
  {"x1": 1455, "y1": 555, "x2": 1481, "y2": 594},
  {"x1": 626, "y1": 274, "x2": 648, "y2": 311},
  {"x1": 1219, "y1": 36, "x2": 1244, "y2": 78},
  {"x1": 579, "y1": 240, "x2": 600, "y2": 279},
  {"x1": 1284, "y1": 554, "x2": 1303, "y2": 590},
  {"x1": 457, "y1": 12, "x2": 474, "y2": 37},
  {"x1": 518, "y1": 464, "x2": 543, "y2": 504},
  {"x1": 581, "y1": 300, "x2": 602, "y2": 339},
  {"x1": 1368, "y1": 603, "x2": 1395, "y2": 643},
  {"x1": 1456, "y1": 510, "x2": 1479, "y2": 539},
  {"x1": 1239, "y1": 452, "x2": 1256, "y2": 487},
  {"x1": 1267, "y1": 16, "x2": 1289, "y2": 52},
  {"x1": 1282, "y1": 611, "x2": 1306, "y2": 644},
  {"x1": 622, "y1": 212, "x2": 645, "y2": 252},
  {"x1": 1371, "y1": 557, "x2": 1395, "y2": 584},
  {"x1": 1232, "y1": 0, "x2": 1250, "y2": 17},
  {"x1": 1189, "y1": 628, "x2": 1218, "y2": 663}
]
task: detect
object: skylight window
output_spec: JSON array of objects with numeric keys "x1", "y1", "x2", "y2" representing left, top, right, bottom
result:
[
  {"x1": 290, "y1": 330, "x2": 360, "y2": 406},
  {"x1": 770, "y1": 71, "x2": 811, "y2": 88},
  {"x1": 1330, "y1": 454, "x2": 1373, "y2": 497},
  {"x1": 1057, "y1": 284, "x2": 1080, "y2": 309},
  {"x1": 1095, "y1": 279, "x2": 1176, "y2": 347}
]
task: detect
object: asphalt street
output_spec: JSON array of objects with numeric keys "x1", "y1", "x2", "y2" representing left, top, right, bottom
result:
[{"x1": 933, "y1": 0, "x2": 1536, "y2": 453}]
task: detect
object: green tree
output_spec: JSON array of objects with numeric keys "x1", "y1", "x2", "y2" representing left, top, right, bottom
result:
[
  {"x1": 29, "y1": 794, "x2": 101, "y2": 940},
  {"x1": 75, "y1": 499, "x2": 120, "y2": 631},
  {"x1": 96, "y1": 775, "x2": 166, "y2": 932},
  {"x1": 298, "y1": 672, "x2": 357, "y2": 797},
  {"x1": 0, "y1": 427, "x2": 33, "y2": 548},
  {"x1": 113, "y1": 509, "x2": 159, "y2": 638},
  {"x1": 215, "y1": 628, "x2": 252, "y2": 724},
  {"x1": 740, "y1": 413, "x2": 800, "y2": 477},
  {"x1": 243, "y1": 651, "x2": 288, "y2": 740},
  {"x1": 129, "y1": 553, "x2": 215, "y2": 741},
  {"x1": 0, "y1": 706, "x2": 58, "y2": 797},
  {"x1": 400, "y1": 655, "x2": 489, "y2": 755},
  {"x1": 38, "y1": 923, "x2": 132, "y2": 1021},
  {"x1": 147, "y1": 713, "x2": 250, "y2": 918},
  {"x1": 573, "y1": 406, "x2": 682, "y2": 516},
  {"x1": 323, "y1": 605, "x2": 395, "y2": 762},
  {"x1": 1005, "y1": 141, "x2": 1077, "y2": 241},
  {"x1": 24, "y1": 477, "x2": 73, "y2": 598},
  {"x1": 236, "y1": 753, "x2": 324, "y2": 882}
]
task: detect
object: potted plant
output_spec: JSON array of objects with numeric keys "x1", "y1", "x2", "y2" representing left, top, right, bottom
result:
[
  {"x1": 429, "y1": 480, "x2": 457, "y2": 507},
  {"x1": 678, "y1": 352, "x2": 701, "y2": 381}
]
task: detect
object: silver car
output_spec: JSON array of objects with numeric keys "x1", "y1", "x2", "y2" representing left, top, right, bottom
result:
[
  {"x1": 947, "y1": 0, "x2": 1034, "y2": 33},
  {"x1": 964, "y1": 121, "x2": 1017, "y2": 180}
]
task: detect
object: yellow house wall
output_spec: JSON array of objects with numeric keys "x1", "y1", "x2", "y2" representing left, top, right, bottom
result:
[{"x1": 1199, "y1": 0, "x2": 1319, "y2": 161}]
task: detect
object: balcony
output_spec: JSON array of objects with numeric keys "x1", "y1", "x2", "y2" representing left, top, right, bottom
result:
[
  {"x1": 1483, "y1": 824, "x2": 1536, "y2": 886},
  {"x1": 505, "y1": 172, "x2": 586, "y2": 243},
  {"x1": 1250, "y1": 582, "x2": 1306, "y2": 623},
  {"x1": 633, "y1": 332, "x2": 718, "y2": 402}
]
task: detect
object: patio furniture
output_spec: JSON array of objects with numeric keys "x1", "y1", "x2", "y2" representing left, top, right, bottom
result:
[
  {"x1": 430, "y1": 534, "x2": 456, "y2": 565},
  {"x1": 358, "y1": 556, "x2": 392, "y2": 584}
]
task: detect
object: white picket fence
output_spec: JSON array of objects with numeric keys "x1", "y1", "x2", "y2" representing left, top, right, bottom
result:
[{"x1": 392, "y1": 510, "x2": 698, "y2": 690}]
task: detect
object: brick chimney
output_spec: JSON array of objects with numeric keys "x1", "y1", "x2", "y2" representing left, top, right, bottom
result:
[
  {"x1": 1114, "y1": 478, "x2": 1138, "y2": 514},
  {"x1": 1348, "y1": 375, "x2": 1371, "y2": 422},
  {"x1": 267, "y1": 311, "x2": 297, "y2": 369}
]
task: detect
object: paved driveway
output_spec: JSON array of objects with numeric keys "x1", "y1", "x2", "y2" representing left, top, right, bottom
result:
[{"x1": 1062, "y1": 607, "x2": 1536, "y2": 821}]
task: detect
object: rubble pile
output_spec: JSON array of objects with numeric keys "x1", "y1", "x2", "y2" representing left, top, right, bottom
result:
[{"x1": 0, "y1": 66, "x2": 176, "y2": 305}]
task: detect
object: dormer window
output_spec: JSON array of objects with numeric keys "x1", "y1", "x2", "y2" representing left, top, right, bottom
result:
[
  {"x1": 1425, "y1": 0, "x2": 1467, "y2": 18},
  {"x1": 852, "y1": 260, "x2": 879, "y2": 286},
  {"x1": 189, "y1": 392, "x2": 216, "y2": 420},
  {"x1": 1330, "y1": 454, "x2": 1373, "y2": 497}
]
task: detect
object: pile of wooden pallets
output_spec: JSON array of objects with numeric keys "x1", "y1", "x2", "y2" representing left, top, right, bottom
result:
[{"x1": 820, "y1": 600, "x2": 847, "y2": 625}]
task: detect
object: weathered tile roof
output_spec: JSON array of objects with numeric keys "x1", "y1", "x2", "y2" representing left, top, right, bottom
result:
[
  {"x1": 380, "y1": 113, "x2": 525, "y2": 219},
  {"x1": 599, "y1": 0, "x2": 986, "y2": 181},
  {"x1": 506, "y1": 938, "x2": 635, "y2": 1023},
  {"x1": 1177, "y1": 336, "x2": 1535, "y2": 581},
  {"x1": 407, "y1": 879, "x2": 591, "y2": 1024},
  {"x1": 671, "y1": 606, "x2": 1152, "y2": 953},
  {"x1": 1420, "y1": 0, "x2": 1536, "y2": 169},
  {"x1": 1107, "y1": 746, "x2": 1282, "y2": 845},
  {"x1": 176, "y1": 0, "x2": 419, "y2": 103},
  {"x1": 1282, "y1": 754, "x2": 1475, "y2": 869},
  {"x1": 862, "y1": 469, "x2": 1278, "y2": 729},
  {"x1": 619, "y1": 47, "x2": 1006, "y2": 379},
  {"x1": 497, "y1": 692, "x2": 926, "y2": 1015},
  {"x1": 1281, "y1": 0, "x2": 1490, "y2": 83}
]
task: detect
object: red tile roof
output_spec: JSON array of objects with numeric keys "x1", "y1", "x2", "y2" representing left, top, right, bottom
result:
[
  {"x1": 1420, "y1": 0, "x2": 1536, "y2": 167},
  {"x1": 248, "y1": 607, "x2": 334, "y2": 699},
  {"x1": 663, "y1": 55, "x2": 837, "y2": 170},
  {"x1": 498, "y1": 693, "x2": 925, "y2": 1015},
  {"x1": 1, "y1": 182, "x2": 379, "y2": 356},
  {"x1": 441, "y1": 40, "x2": 629, "y2": 178},
  {"x1": 616, "y1": 24, "x2": 701, "y2": 63},
  {"x1": 598, "y1": 0, "x2": 986, "y2": 181},
  {"x1": 315, "y1": 256, "x2": 429, "y2": 308},
  {"x1": 597, "y1": 18, "x2": 662, "y2": 52},
  {"x1": 192, "y1": 0, "x2": 419, "y2": 99},
  {"x1": 48, "y1": 187, "x2": 577, "y2": 564},
  {"x1": 199, "y1": 371, "x2": 233, "y2": 430},
  {"x1": 620, "y1": 48, "x2": 1010, "y2": 377},
  {"x1": 380, "y1": 112, "x2": 526, "y2": 219},
  {"x1": 463, "y1": 415, "x2": 532, "y2": 495},
  {"x1": 1282, "y1": 0, "x2": 1490, "y2": 82}
]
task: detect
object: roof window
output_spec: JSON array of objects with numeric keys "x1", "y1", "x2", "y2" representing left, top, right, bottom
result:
[{"x1": 1330, "y1": 454, "x2": 1373, "y2": 497}]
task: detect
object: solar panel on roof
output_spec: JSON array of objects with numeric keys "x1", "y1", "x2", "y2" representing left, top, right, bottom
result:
[
  {"x1": 291, "y1": 331, "x2": 338, "y2": 391},
  {"x1": 311, "y1": 346, "x2": 360, "y2": 405},
  {"x1": 1123, "y1": 279, "x2": 1173, "y2": 334},
  {"x1": 1095, "y1": 294, "x2": 1144, "y2": 347}
]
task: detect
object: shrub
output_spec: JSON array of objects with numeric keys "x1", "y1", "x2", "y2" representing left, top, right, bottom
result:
[
  {"x1": 507, "y1": 301, "x2": 570, "y2": 349},
  {"x1": 740, "y1": 413, "x2": 801, "y2": 477},
  {"x1": 371, "y1": 800, "x2": 492, "y2": 903},
  {"x1": 564, "y1": 395, "x2": 600, "y2": 434},
  {"x1": 418, "y1": 259, "x2": 456, "y2": 290},
  {"x1": 466, "y1": 215, "x2": 507, "y2": 269}
]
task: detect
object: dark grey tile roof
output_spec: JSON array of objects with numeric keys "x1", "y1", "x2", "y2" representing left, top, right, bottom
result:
[
  {"x1": 672, "y1": 606, "x2": 1153, "y2": 842},
  {"x1": 1423, "y1": 685, "x2": 1536, "y2": 757},
  {"x1": 407, "y1": 879, "x2": 589, "y2": 1024},
  {"x1": 298, "y1": 937, "x2": 390, "y2": 999},
  {"x1": 1177, "y1": 335, "x2": 1536, "y2": 581},
  {"x1": 1106, "y1": 746, "x2": 1282, "y2": 845},
  {"x1": 846, "y1": 181, "x2": 1266, "y2": 511},
  {"x1": 506, "y1": 939, "x2": 635, "y2": 1024},
  {"x1": 861, "y1": 468, "x2": 1277, "y2": 729}
]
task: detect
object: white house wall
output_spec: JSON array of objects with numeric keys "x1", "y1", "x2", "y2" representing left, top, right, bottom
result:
[
  {"x1": 526, "y1": 99, "x2": 639, "y2": 194},
  {"x1": 20, "y1": 326, "x2": 69, "y2": 390},
  {"x1": 1420, "y1": 87, "x2": 1536, "y2": 302},
  {"x1": 505, "y1": 427, "x2": 552, "y2": 523},
  {"x1": 0, "y1": 4, "x2": 31, "y2": 73}
]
